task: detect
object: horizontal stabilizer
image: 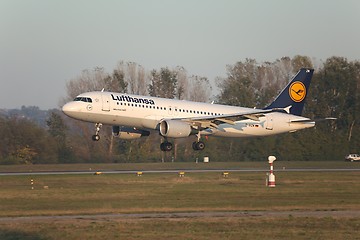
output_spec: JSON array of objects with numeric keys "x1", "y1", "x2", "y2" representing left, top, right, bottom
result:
[{"x1": 290, "y1": 117, "x2": 336, "y2": 123}]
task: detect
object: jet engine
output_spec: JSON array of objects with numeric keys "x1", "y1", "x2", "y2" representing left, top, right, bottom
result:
[
  {"x1": 159, "y1": 120, "x2": 192, "y2": 138},
  {"x1": 112, "y1": 126, "x2": 150, "y2": 140}
]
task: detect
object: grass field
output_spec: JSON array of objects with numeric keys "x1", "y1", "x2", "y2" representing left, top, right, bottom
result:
[{"x1": 0, "y1": 162, "x2": 359, "y2": 239}]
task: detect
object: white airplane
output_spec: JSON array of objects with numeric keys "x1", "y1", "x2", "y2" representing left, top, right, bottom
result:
[{"x1": 62, "y1": 68, "x2": 334, "y2": 151}]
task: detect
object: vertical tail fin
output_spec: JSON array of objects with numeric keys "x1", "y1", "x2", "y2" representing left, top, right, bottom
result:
[{"x1": 265, "y1": 68, "x2": 313, "y2": 116}]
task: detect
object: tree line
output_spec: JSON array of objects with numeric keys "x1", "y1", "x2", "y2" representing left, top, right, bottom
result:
[{"x1": 0, "y1": 56, "x2": 359, "y2": 164}]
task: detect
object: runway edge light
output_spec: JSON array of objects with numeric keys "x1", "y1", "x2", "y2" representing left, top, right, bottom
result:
[{"x1": 267, "y1": 156, "x2": 276, "y2": 187}]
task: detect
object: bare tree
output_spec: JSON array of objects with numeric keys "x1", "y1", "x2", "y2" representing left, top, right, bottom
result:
[
  {"x1": 61, "y1": 67, "x2": 109, "y2": 105},
  {"x1": 175, "y1": 66, "x2": 189, "y2": 100},
  {"x1": 188, "y1": 75, "x2": 212, "y2": 102},
  {"x1": 137, "y1": 64, "x2": 147, "y2": 95},
  {"x1": 114, "y1": 61, "x2": 148, "y2": 95}
]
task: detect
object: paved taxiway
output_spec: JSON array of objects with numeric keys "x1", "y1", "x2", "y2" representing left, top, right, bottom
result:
[{"x1": 0, "y1": 168, "x2": 360, "y2": 176}]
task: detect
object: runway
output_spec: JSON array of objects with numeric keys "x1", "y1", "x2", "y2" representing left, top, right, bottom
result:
[{"x1": 0, "y1": 167, "x2": 360, "y2": 176}]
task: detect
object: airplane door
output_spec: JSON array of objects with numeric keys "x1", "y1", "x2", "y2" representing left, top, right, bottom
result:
[
  {"x1": 101, "y1": 94, "x2": 111, "y2": 111},
  {"x1": 266, "y1": 115, "x2": 273, "y2": 130}
]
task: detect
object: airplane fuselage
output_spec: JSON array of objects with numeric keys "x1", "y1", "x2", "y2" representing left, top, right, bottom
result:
[{"x1": 62, "y1": 91, "x2": 315, "y2": 138}]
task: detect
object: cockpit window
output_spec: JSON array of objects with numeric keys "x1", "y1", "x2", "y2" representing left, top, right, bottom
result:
[{"x1": 73, "y1": 97, "x2": 92, "y2": 103}]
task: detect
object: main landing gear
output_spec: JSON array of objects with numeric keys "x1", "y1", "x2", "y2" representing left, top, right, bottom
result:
[
  {"x1": 192, "y1": 132, "x2": 205, "y2": 151},
  {"x1": 192, "y1": 141, "x2": 205, "y2": 151},
  {"x1": 92, "y1": 123, "x2": 102, "y2": 141},
  {"x1": 160, "y1": 141, "x2": 173, "y2": 151},
  {"x1": 160, "y1": 134, "x2": 206, "y2": 152}
]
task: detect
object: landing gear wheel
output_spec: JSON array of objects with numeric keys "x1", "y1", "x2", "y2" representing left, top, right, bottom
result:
[
  {"x1": 92, "y1": 134, "x2": 100, "y2": 141},
  {"x1": 160, "y1": 142, "x2": 173, "y2": 151},
  {"x1": 192, "y1": 141, "x2": 205, "y2": 151},
  {"x1": 92, "y1": 123, "x2": 102, "y2": 141}
]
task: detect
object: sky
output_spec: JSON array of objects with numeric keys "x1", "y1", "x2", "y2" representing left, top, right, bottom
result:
[{"x1": 0, "y1": 0, "x2": 359, "y2": 109}]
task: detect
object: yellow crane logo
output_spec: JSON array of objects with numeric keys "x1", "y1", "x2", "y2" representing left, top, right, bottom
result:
[{"x1": 289, "y1": 81, "x2": 306, "y2": 102}]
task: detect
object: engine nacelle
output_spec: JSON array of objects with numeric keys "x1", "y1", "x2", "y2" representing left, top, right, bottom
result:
[
  {"x1": 112, "y1": 126, "x2": 150, "y2": 140},
  {"x1": 159, "y1": 120, "x2": 192, "y2": 138}
]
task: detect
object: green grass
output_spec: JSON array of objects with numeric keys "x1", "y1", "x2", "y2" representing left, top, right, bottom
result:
[
  {"x1": 0, "y1": 171, "x2": 359, "y2": 216},
  {"x1": 0, "y1": 167, "x2": 359, "y2": 239}
]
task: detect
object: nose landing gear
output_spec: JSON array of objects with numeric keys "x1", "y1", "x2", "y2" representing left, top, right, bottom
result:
[{"x1": 92, "y1": 123, "x2": 102, "y2": 141}]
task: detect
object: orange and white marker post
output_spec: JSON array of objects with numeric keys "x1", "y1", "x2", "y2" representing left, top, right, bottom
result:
[{"x1": 267, "y1": 156, "x2": 276, "y2": 187}]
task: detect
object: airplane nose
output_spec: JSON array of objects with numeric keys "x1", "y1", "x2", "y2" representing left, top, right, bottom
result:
[
  {"x1": 62, "y1": 102, "x2": 80, "y2": 117},
  {"x1": 62, "y1": 102, "x2": 72, "y2": 114}
]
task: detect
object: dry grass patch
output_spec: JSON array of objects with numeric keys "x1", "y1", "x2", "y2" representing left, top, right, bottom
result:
[{"x1": 0, "y1": 216, "x2": 359, "y2": 240}]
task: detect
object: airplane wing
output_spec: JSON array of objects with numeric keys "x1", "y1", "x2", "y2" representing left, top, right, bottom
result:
[{"x1": 169, "y1": 108, "x2": 277, "y2": 130}]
